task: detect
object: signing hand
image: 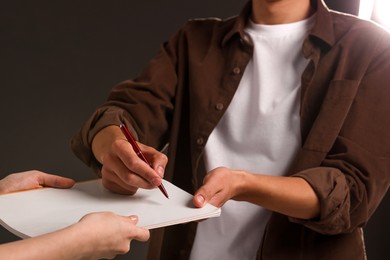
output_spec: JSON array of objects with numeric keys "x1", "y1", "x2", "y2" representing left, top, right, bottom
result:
[{"x1": 92, "y1": 125, "x2": 168, "y2": 195}]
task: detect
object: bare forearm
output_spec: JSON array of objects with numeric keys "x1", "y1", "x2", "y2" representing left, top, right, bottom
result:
[
  {"x1": 0, "y1": 225, "x2": 96, "y2": 260},
  {"x1": 237, "y1": 173, "x2": 320, "y2": 219},
  {"x1": 194, "y1": 168, "x2": 320, "y2": 220}
]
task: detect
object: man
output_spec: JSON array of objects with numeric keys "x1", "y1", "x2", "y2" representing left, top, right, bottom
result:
[{"x1": 71, "y1": 0, "x2": 390, "y2": 259}]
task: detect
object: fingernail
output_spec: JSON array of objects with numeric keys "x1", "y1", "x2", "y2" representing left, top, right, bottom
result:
[
  {"x1": 196, "y1": 195, "x2": 205, "y2": 206},
  {"x1": 129, "y1": 215, "x2": 138, "y2": 223}
]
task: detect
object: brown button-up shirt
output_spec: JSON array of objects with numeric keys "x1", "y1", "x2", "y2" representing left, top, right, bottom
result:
[{"x1": 71, "y1": 0, "x2": 390, "y2": 259}]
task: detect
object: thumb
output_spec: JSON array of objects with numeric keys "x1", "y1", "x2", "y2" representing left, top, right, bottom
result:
[
  {"x1": 39, "y1": 173, "x2": 75, "y2": 189},
  {"x1": 193, "y1": 186, "x2": 211, "y2": 208},
  {"x1": 194, "y1": 194, "x2": 206, "y2": 208}
]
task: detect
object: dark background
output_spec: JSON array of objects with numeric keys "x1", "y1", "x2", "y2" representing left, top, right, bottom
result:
[{"x1": 0, "y1": 1, "x2": 388, "y2": 259}]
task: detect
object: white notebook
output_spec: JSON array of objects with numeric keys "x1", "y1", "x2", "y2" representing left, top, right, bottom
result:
[{"x1": 0, "y1": 179, "x2": 221, "y2": 238}]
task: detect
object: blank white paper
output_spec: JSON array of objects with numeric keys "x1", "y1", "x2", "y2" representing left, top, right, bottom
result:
[{"x1": 0, "y1": 179, "x2": 221, "y2": 238}]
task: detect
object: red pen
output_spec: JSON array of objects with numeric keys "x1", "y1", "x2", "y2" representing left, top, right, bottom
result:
[{"x1": 119, "y1": 123, "x2": 169, "y2": 199}]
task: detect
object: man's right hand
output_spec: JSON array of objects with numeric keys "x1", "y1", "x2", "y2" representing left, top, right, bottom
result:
[{"x1": 91, "y1": 125, "x2": 168, "y2": 195}]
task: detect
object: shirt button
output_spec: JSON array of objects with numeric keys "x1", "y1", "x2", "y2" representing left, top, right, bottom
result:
[
  {"x1": 215, "y1": 103, "x2": 224, "y2": 111},
  {"x1": 240, "y1": 34, "x2": 250, "y2": 45},
  {"x1": 232, "y1": 67, "x2": 241, "y2": 75},
  {"x1": 196, "y1": 137, "x2": 204, "y2": 145}
]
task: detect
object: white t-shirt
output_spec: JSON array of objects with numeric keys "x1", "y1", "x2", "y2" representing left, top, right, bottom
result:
[{"x1": 190, "y1": 15, "x2": 315, "y2": 260}]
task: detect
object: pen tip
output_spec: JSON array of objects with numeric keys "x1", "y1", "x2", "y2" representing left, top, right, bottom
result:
[
  {"x1": 159, "y1": 185, "x2": 169, "y2": 199},
  {"x1": 162, "y1": 190, "x2": 169, "y2": 199}
]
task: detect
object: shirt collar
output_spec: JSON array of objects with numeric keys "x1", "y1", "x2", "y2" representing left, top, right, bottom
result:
[
  {"x1": 309, "y1": 0, "x2": 335, "y2": 47},
  {"x1": 221, "y1": 1, "x2": 251, "y2": 47},
  {"x1": 222, "y1": 0, "x2": 336, "y2": 48}
]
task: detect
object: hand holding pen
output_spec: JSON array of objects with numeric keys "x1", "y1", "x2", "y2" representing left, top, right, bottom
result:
[
  {"x1": 119, "y1": 124, "x2": 169, "y2": 198},
  {"x1": 90, "y1": 124, "x2": 169, "y2": 196}
]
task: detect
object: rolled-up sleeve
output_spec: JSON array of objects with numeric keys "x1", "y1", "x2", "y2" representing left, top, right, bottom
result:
[
  {"x1": 290, "y1": 31, "x2": 390, "y2": 235},
  {"x1": 70, "y1": 106, "x2": 136, "y2": 175}
]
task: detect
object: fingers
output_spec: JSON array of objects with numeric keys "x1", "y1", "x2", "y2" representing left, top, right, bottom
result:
[
  {"x1": 193, "y1": 170, "x2": 222, "y2": 207},
  {"x1": 138, "y1": 143, "x2": 168, "y2": 178},
  {"x1": 194, "y1": 185, "x2": 225, "y2": 208},
  {"x1": 100, "y1": 139, "x2": 168, "y2": 194},
  {"x1": 116, "y1": 140, "x2": 166, "y2": 185},
  {"x1": 37, "y1": 172, "x2": 76, "y2": 189},
  {"x1": 126, "y1": 215, "x2": 150, "y2": 242},
  {"x1": 101, "y1": 152, "x2": 154, "y2": 190},
  {"x1": 101, "y1": 176, "x2": 138, "y2": 195},
  {"x1": 133, "y1": 227, "x2": 150, "y2": 242},
  {"x1": 76, "y1": 211, "x2": 149, "y2": 259},
  {"x1": 193, "y1": 167, "x2": 239, "y2": 208},
  {"x1": 4, "y1": 170, "x2": 75, "y2": 191}
]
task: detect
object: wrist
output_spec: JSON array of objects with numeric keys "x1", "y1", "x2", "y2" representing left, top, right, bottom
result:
[
  {"x1": 232, "y1": 170, "x2": 252, "y2": 199},
  {"x1": 66, "y1": 222, "x2": 100, "y2": 259},
  {"x1": 92, "y1": 125, "x2": 124, "y2": 163}
]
